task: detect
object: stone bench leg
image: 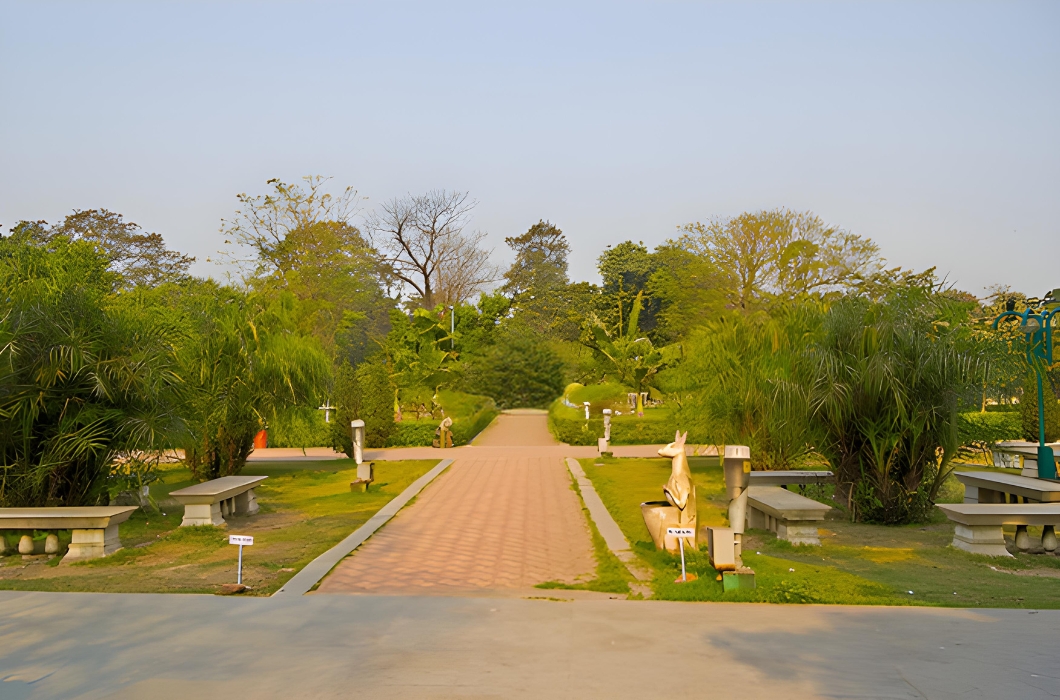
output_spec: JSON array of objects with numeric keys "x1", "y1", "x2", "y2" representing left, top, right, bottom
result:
[
  {"x1": 64, "y1": 524, "x2": 121, "y2": 562},
  {"x1": 234, "y1": 489, "x2": 259, "y2": 516},
  {"x1": 747, "y1": 506, "x2": 767, "y2": 531},
  {"x1": 181, "y1": 502, "x2": 225, "y2": 527},
  {"x1": 952, "y1": 523, "x2": 1011, "y2": 557},
  {"x1": 776, "y1": 519, "x2": 821, "y2": 546}
]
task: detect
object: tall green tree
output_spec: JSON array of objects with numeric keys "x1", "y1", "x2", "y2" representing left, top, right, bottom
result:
[
  {"x1": 804, "y1": 288, "x2": 982, "y2": 523},
  {"x1": 9, "y1": 209, "x2": 194, "y2": 289},
  {"x1": 173, "y1": 282, "x2": 329, "y2": 480},
  {"x1": 328, "y1": 357, "x2": 396, "y2": 454},
  {"x1": 659, "y1": 306, "x2": 820, "y2": 470},
  {"x1": 677, "y1": 209, "x2": 881, "y2": 311},
  {"x1": 221, "y1": 176, "x2": 393, "y2": 364},
  {"x1": 503, "y1": 220, "x2": 570, "y2": 295}
]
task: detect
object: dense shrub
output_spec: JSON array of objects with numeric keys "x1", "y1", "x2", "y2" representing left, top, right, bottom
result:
[
  {"x1": 329, "y1": 358, "x2": 396, "y2": 454},
  {"x1": 465, "y1": 333, "x2": 566, "y2": 409},
  {"x1": 0, "y1": 236, "x2": 180, "y2": 506},
  {"x1": 384, "y1": 393, "x2": 498, "y2": 446},
  {"x1": 1019, "y1": 374, "x2": 1060, "y2": 443},
  {"x1": 548, "y1": 402, "x2": 677, "y2": 445}
]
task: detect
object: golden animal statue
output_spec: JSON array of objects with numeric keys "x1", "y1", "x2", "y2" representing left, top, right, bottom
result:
[
  {"x1": 433, "y1": 416, "x2": 454, "y2": 449},
  {"x1": 640, "y1": 431, "x2": 697, "y2": 552}
]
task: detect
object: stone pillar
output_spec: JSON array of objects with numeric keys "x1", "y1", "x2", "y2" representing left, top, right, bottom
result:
[
  {"x1": 181, "y1": 502, "x2": 225, "y2": 527},
  {"x1": 65, "y1": 524, "x2": 122, "y2": 561},
  {"x1": 235, "y1": 489, "x2": 259, "y2": 516},
  {"x1": 1043, "y1": 525, "x2": 1058, "y2": 552},
  {"x1": 351, "y1": 419, "x2": 365, "y2": 465},
  {"x1": 952, "y1": 523, "x2": 1011, "y2": 557}
]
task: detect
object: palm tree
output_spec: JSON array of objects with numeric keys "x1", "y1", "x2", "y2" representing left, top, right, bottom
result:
[{"x1": 0, "y1": 236, "x2": 180, "y2": 506}]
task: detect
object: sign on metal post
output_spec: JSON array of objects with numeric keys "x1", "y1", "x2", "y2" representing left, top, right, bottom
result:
[
  {"x1": 229, "y1": 535, "x2": 254, "y2": 584},
  {"x1": 667, "y1": 528, "x2": 695, "y2": 582}
]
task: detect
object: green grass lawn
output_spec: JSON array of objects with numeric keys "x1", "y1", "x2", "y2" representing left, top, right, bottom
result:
[
  {"x1": 582, "y1": 457, "x2": 1060, "y2": 607},
  {"x1": 0, "y1": 458, "x2": 438, "y2": 595}
]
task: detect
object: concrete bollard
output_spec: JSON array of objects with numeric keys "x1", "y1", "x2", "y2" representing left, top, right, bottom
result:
[
  {"x1": 723, "y1": 445, "x2": 751, "y2": 567},
  {"x1": 18, "y1": 535, "x2": 34, "y2": 555},
  {"x1": 351, "y1": 419, "x2": 365, "y2": 465}
]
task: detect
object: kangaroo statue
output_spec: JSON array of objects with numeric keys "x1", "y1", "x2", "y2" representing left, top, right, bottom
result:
[
  {"x1": 660, "y1": 431, "x2": 697, "y2": 543},
  {"x1": 641, "y1": 431, "x2": 698, "y2": 551}
]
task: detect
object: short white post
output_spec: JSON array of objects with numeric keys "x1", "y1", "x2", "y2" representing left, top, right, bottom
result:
[
  {"x1": 583, "y1": 402, "x2": 590, "y2": 420},
  {"x1": 229, "y1": 535, "x2": 254, "y2": 585},
  {"x1": 678, "y1": 537, "x2": 686, "y2": 582}
]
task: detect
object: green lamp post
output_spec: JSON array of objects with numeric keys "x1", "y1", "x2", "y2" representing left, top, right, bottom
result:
[{"x1": 993, "y1": 288, "x2": 1060, "y2": 480}]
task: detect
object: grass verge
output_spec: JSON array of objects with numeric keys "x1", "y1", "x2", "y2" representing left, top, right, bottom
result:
[
  {"x1": 0, "y1": 459, "x2": 438, "y2": 596},
  {"x1": 581, "y1": 457, "x2": 1060, "y2": 607}
]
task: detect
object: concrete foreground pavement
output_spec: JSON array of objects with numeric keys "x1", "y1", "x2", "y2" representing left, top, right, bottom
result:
[{"x1": 2, "y1": 591, "x2": 1058, "y2": 699}]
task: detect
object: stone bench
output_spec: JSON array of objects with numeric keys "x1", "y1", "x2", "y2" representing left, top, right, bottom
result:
[
  {"x1": 0, "y1": 506, "x2": 138, "y2": 562},
  {"x1": 954, "y1": 471, "x2": 1060, "y2": 505},
  {"x1": 170, "y1": 475, "x2": 267, "y2": 527},
  {"x1": 746, "y1": 486, "x2": 831, "y2": 545},
  {"x1": 990, "y1": 442, "x2": 1060, "y2": 478},
  {"x1": 937, "y1": 503, "x2": 1060, "y2": 557},
  {"x1": 748, "y1": 470, "x2": 834, "y2": 489}
]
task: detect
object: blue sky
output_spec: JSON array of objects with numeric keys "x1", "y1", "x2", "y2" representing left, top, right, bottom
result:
[{"x1": 1, "y1": 1, "x2": 1057, "y2": 296}]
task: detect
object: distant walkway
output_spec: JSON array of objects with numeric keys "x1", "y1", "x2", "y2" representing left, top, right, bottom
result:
[{"x1": 471, "y1": 409, "x2": 557, "y2": 446}]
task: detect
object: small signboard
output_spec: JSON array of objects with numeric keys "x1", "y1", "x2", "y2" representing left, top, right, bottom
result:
[
  {"x1": 229, "y1": 535, "x2": 254, "y2": 546},
  {"x1": 666, "y1": 528, "x2": 695, "y2": 538}
]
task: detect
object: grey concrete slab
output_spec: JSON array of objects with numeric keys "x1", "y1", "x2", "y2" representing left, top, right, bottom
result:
[{"x1": 1, "y1": 590, "x2": 1058, "y2": 699}]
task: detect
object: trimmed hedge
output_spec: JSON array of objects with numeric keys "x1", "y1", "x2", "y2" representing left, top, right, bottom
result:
[
  {"x1": 958, "y1": 411, "x2": 1022, "y2": 445},
  {"x1": 385, "y1": 396, "x2": 499, "y2": 447},
  {"x1": 548, "y1": 402, "x2": 677, "y2": 445}
]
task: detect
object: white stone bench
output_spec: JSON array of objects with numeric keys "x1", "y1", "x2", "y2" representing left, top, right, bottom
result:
[
  {"x1": 937, "y1": 503, "x2": 1060, "y2": 557},
  {"x1": 748, "y1": 470, "x2": 834, "y2": 488},
  {"x1": 954, "y1": 471, "x2": 1060, "y2": 505},
  {"x1": 746, "y1": 486, "x2": 831, "y2": 545},
  {"x1": 0, "y1": 506, "x2": 138, "y2": 562},
  {"x1": 170, "y1": 476, "x2": 267, "y2": 527}
]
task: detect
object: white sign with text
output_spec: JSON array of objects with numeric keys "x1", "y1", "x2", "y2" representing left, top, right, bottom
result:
[
  {"x1": 229, "y1": 535, "x2": 254, "y2": 546},
  {"x1": 666, "y1": 528, "x2": 695, "y2": 538}
]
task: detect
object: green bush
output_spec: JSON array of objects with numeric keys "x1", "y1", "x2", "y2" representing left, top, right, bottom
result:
[
  {"x1": 328, "y1": 358, "x2": 396, "y2": 454},
  {"x1": 1019, "y1": 375, "x2": 1060, "y2": 443},
  {"x1": 384, "y1": 392, "x2": 498, "y2": 447},
  {"x1": 270, "y1": 406, "x2": 330, "y2": 448},
  {"x1": 958, "y1": 411, "x2": 1022, "y2": 445},
  {"x1": 465, "y1": 333, "x2": 566, "y2": 409}
]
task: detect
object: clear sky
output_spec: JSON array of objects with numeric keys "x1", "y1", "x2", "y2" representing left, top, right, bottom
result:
[{"x1": 1, "y1": 1, "x2": 1057, "y2": 297}]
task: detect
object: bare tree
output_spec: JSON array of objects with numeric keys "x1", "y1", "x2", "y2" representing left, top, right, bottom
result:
[
  {"x1": 433, "y1": 229, "x2": 496, "y2": 306},
  {"x1": 370, "y1": 190, "x2": 497, "y2": 307}
]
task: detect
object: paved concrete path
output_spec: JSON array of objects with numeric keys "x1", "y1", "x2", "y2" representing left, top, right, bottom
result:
[
  {"x1": 2, "y1": 591, "x2": 1058, "y2": 699},
  {"x1": 318, "y1": 413, "x2": 596, "y2": 595}
]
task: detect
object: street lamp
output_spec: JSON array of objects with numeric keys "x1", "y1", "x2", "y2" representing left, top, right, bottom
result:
[
  {"x1": 994, "y1": 288, "x2": 1060, "y2": 480},
  {"x1": 448, "y1": 305, "x2": 455, "y2": 349}
]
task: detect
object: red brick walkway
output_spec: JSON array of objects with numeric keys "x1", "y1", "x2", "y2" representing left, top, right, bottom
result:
[{"x1": 317, "y1": 414, "x2": 596, "y2": 595}]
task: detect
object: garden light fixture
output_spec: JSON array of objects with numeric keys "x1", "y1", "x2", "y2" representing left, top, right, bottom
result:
[{"x1": 994, "y1": 288, "x2": 1060, "y2": 480}]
